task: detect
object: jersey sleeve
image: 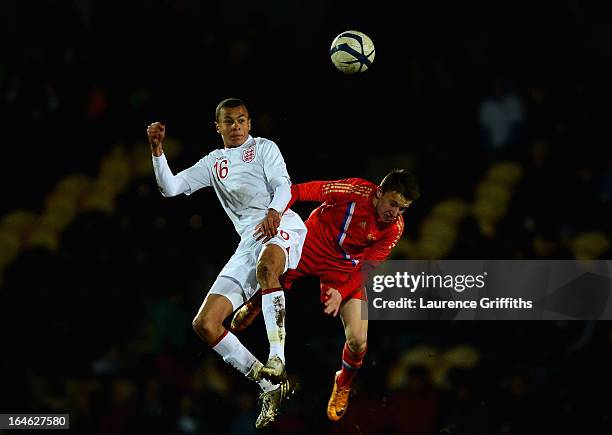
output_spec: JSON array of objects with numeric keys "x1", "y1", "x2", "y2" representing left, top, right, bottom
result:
[
  {"x1": 268, "y1": 176, "x2": 292, "y2": 214},
  {"x1": 260, "y1": 139, "x2": 290, "y2": 182},
  {"x1": 175, "y1": 154, "x2": 212, "y2": 195},
  {"x1": 286, "y1": 178, "x2": 372, "y2": 210},
  {"x1": 337, "y1": 216, "x2": 405, "y2": 299},
  {"x1": 152, "y1": 154, "x2": 188, "y2": 197},
  {"x1": 259, "y1": 139, "x2": 293, "y2": 212}
]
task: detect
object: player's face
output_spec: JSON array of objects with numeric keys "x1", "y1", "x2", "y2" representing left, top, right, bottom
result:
[
  {"x1": 375, "y1": 190, "x2": 412, "y2": 223},
  {"x1": 215, "y1": 105, "x2": 251, "y2": 148}
]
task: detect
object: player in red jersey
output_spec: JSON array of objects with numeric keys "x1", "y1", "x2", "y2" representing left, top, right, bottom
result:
[{"x1": 232, "y1": 169, "x2": 420, "y2": 421}]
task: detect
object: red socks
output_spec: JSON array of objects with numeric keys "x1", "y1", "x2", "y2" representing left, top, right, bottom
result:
[
  {"x1": 261, "y1": 287, "x2": 283, "y2": 295},
  {"x1": 337, "y1": 342, "x2": 367, "y2": 387}
]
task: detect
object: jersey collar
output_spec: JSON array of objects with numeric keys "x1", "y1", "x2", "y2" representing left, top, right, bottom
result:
[{"x1": 236, "y1": 135, "x2": 255, "y2": 149}]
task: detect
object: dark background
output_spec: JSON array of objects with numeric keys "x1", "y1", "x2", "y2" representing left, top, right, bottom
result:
[{"x1": 1, "y1": 1, "x2": 611, "y2": 434}]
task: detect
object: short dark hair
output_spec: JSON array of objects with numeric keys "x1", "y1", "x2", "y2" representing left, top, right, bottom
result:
[
  {"x1": 380, "y1": 169, "x2": 420, "y2": 201},
  {"x1": 215, "y1": 98, "x2": 248, "y2": 121}
]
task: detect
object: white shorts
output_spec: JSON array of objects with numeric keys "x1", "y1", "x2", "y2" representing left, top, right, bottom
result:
[{"x1": 207, "y1": 210, "x2": 307, "y2": 311}]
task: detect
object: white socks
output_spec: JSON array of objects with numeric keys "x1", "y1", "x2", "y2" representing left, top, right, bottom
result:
[
  {"x1": 211, "y1": 330, "x2": 276, "y2": 392},
  {"x1": 261, "y1": 288, "x2": 286, "y2": 363}
]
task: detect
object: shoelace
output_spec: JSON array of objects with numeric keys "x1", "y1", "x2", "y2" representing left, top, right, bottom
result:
[
  {"x1": 258, "y1": 381, "x2": 290, "y2": 422},
  {"x1": 259, "y1": 392, "x2": 276, "y2": 418},
  {"x1": 334, "y1": 386, "x2": 350, "y2": 406}
]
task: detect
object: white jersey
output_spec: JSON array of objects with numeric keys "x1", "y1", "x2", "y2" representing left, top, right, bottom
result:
[{"x1": 153, "y1": 135, "x2": 299, "y2": 238}]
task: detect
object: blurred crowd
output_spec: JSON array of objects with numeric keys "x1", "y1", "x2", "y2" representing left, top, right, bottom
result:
[{"x1": 1, "y1": 1, "x2": 611, "y2": 434}]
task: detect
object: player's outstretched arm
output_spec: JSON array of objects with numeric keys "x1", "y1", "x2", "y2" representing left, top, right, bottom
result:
[
  {"x1": 285, "y1": 181, "x2": 327, "y2": 210},
  {"x1": 147, "y1": 122, "x2": 190, "y2": 197},
  {"x1": 285, "y1": 179, "x2": 368, "y2": 211},
  {"x1": 147, "y1": 122, "x2": 165, "y2": 157}
]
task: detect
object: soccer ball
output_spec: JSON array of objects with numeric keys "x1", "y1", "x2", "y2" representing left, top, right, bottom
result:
[{"x1": 329, "y1": 30, "x2": 375, "y2": 75}]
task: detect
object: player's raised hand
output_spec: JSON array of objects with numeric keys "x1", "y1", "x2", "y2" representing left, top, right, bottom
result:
[
  {"x1": 254, "y1": 209, "x2": 281, "y2": 242},
  {"x1": 323, "y1": 287, "x2": 342, "y2": 317},
  {"x1": 147, "y1": 122, "x2": 166, "y2": 156}
]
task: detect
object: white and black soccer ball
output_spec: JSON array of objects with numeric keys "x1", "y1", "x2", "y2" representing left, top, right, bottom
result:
[{"x1": 329, "y1": 30, "x2": 375, "y2": 75}]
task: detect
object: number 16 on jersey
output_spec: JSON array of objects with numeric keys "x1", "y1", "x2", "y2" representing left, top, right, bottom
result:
[{"x1": 214, "y1": 159, "x2": 229, "y2": 180}]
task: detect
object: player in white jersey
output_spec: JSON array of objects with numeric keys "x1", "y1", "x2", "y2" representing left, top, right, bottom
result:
[{"x1": 147, "y1": 98, "x2": 306, "y2": 428}]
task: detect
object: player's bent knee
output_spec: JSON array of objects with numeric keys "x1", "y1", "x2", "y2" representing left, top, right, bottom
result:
[
  {"x1": 256, "y1": 258, "x2": 281, "y2": 285},
  {"x1": 347, "y1": 334, "x2": 368, "y2": 354},
  {"x1": 256, "y1": 261, "x2": 270, "y2": 280},
  {"x1": 192, "y1": 313, "x2": 223, "y2": 344}
]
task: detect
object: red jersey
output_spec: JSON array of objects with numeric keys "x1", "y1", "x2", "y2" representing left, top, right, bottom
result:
[{"x1": 284, "y1": 178, "x2": 404, "y2": 300}]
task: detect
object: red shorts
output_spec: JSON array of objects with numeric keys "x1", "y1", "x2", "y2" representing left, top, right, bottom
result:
[{"x1": 280, "y1": 253, "x2": 367, "y2": 303}]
